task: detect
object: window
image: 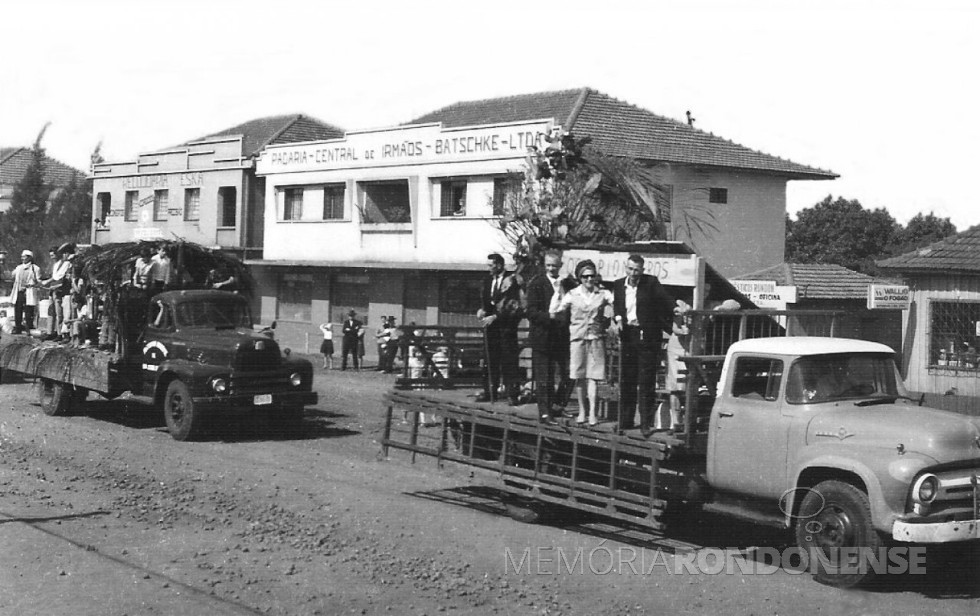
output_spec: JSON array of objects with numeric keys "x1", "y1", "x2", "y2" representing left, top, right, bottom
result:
[
  {"x1": 493, "y1": 177, "x2": 519, "y2": 216},
  {"x1": 97, "y1": 192, "x2": 111, "y2": 222},
  {"x1": 124, "y1": 191, "x2": 139, "y2": 222},
  {"x1": 709, "y1": 187, "x2": 728, "y2": 204},
  {"x1": 153, "y1": 190, "x2": 168, "y2": 221},
  {"x1": 184, "y1": 188, "x2": 201, "y2": 221},
  {"x1": 278, "y1": 273, "x2": 313, "y2": 322},
  {"x1": 930, "y1": 301, "x2": 980, "y2": 368},
  {"x1": 360, "y1": 181, "x2": 410, "y2": 223},
  {"x1": 283, "y1": 187, "x2": 304, "y2": 221},
  {"x1": 322, "y1": 184, "x2": 345, "y2": 220},
  {"x1": 731, "y1": 357, "x2": 783, "y2": 401},
  {"x1": 439, "y1": 179, "x2": 467, "y2": 217},
  {"x1": 218, "y1": 186, "x2": 237, "y2": 227},
  {"x1": 438, "y1": 273, "x2": 484, "y2": 327},
  {"x1": 786, "y1": 353, "x2": 904, "y2": 403}
]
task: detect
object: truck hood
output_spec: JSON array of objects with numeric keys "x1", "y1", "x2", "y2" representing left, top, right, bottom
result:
[
  {"x1": 175, "y1": 327, "x2": 280, "y2": 370},
  {"x1": 806, "y1": 403, "x2": 980, "y2": 464}
]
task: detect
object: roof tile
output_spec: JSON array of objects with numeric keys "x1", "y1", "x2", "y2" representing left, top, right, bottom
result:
[
  {"x1": 0, "y1": 147, "x2": 86, "y2": 187},
  {"x1": 737, "y1": 262, "x2": 889, "y2": 300},
  {"x1": 410, "y1": 88, "x2": 836, "y2": 179},
  {"x1": 190, "y1": 114, "x2": 345, "y2": 157},
  {"x1": 878, "y1": 224, "x2": 980, "y2": 274}
]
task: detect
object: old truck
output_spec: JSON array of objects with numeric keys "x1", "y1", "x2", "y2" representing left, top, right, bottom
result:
[
  {"x1": 0, "y1": 289, "x2": 317, "y2": 440},
  {"x1": 382, "y1": 329, "x2": 979, "y2": 586}
]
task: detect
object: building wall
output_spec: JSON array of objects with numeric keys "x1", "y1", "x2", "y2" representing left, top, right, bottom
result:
[
  {"x1": 667, "y1": 167, "x2": 786, "y2": 278},
  {"x1": 91, "y1": 136, "x2": 249, "y2": 248},
  {"x1": 900, "y1": 273, "x2": 980, "y2": 397}
]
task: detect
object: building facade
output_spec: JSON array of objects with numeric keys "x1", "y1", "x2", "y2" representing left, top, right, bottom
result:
[
  {"x1": 90, "y1": 115, "x2": 344, "y2": 256},
  {"x1": 251, "y1": 89, "x2": 837, "y2": 355}
]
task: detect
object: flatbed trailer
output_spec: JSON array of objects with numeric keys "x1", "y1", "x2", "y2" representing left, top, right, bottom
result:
[{"x1": 381, "y1": 388, "x2": 710, "y2": 530}]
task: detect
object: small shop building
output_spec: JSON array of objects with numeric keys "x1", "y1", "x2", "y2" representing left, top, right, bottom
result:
[
  {"x1": 878, "y1": 225, "x2": 980, "y2": 411},
  {"x1": 250, "y1": 88, "x2": 837, "y2": 356}
]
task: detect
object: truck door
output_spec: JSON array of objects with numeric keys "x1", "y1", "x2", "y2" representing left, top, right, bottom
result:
[
  {"x1": 707, "y1": 355, "x2": 790, "y2": 499},
  {"x1": 141, "y1": 300, "x2": 177, "y2": 379}
]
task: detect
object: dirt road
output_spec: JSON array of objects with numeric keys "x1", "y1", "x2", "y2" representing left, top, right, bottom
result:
[{"x1": 1, "y1": 365, "x2": 977, "y2": 615}]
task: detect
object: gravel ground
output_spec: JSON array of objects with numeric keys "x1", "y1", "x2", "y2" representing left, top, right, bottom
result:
[{"x1": 0, "y1": 360, "x2": 977, "y2": 615}]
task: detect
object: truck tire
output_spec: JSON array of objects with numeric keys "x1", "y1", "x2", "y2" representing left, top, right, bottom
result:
[
  {"x1": 795, "y1": 480, "x2": 881, "y2": 588},
  {"x1": 164, "y1": 380, "x2": 203, "y2": 441},
  {"x1": 38, "y1": 379, "x2": 73, "y2": 417}
]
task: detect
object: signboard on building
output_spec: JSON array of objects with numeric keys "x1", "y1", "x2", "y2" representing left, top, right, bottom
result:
[
  {"x1": 561, "y1": 250, "x2": 698, "y2": 286},
  {"x1": 256, "y1": 120, "x2": 555, "y2": 174},
  {"x1": 867, "y1": 284, "x2": 910, "y2": 310},
  {"x1": 731, "y1": 280, "x2": 798, "y2": 310}
]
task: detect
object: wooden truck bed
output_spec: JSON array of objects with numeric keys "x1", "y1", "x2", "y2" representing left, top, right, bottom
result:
[{"x1": 0, "y1": 334, "x2": 126, "y2": 396}]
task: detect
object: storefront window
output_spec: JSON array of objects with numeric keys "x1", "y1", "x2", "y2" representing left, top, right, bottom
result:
[
  {"x1": 218, "y1": 186, "x2": 237, "y2": 227},
  {"x1": 359, "y1": 181, "x2": 410, "y2": 223},
  {"x1": 282, "y1": 187, "x2": 304, "y2": 221},
  {"x1": 153, "y1": 190, "x2": 168, "y2": 221},
  {"x1": 323, "y1": 184, "x2": 345, "y2": 220},
  {"x1": 278, "y1": 273, "x2": 313, "y2": 322},
  {"x1": 438, "y1": 179, "x2": 467, "y2": 217},
  {"x1": 930, "y1": 300, "x2": 980, "y2": 369},
  {"x1": 125, "y1": 191, "x2": 139, "y2": 222}
]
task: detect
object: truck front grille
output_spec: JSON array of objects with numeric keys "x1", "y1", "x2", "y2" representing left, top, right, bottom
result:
[
  {"x1": 227, "y1": 373, "x2": 292, "y2": 396},
  {"x1": 233, "y1": 343, "x2": 281, "y2": 372}
]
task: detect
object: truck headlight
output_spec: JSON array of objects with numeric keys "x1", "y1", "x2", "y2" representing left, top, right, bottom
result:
[
  {"x1": 289, "y1": 372, "x2": 303, "y2": 387},
  {"x1": 913, "y1": 473, "x2": 939, "y2": 504},
  {"x1": 211, "y1": 377, "x2": 228, "y2": 394}
]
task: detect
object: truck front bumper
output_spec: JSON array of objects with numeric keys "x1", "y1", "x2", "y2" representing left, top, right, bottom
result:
[
  {"x1": 192, "y1": 390, "x2": 318, "y2": 414},
  {"x1": 892, "y1": 519, "x2": 979, "y2": 543}
]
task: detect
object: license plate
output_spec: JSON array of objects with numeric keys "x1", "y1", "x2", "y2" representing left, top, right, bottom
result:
[{"x1": 254, "y1": 394, "x2": 272, "y2": 406}]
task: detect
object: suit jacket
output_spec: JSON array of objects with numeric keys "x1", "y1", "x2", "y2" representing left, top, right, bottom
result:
[
  {"x1": 612, "y1": 274, "x2": 674, "y2": 338},
  {"x1": 525, "y1": 274, "x2": 569, "y2": 352},
  {"x1": 341, "y1": 318, "x2": 362, "y2": 344},
  {"x1": 480, "y1": 271, "x2": 523, "y2": 330}
]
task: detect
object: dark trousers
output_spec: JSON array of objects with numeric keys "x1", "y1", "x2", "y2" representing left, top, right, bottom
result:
[
  {"x1": 484, "y1": 325, "x2": 519, "y2": 400},
  {"x1": 13, "y1": 291, "x2": 35, "y2": 333},
  {"x1": 620, "y1": 326, "x2": 661, "y2": 430},
  {"x1": 532, "y1": 346, "x2": 570, "y2": 417},
  {"x1": 341, "y1": 339, "x2": 359, "y2": 370}
]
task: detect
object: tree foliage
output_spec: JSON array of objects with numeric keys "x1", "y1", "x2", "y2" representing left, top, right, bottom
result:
[{"x1": 786, "y1": 195, "x2": 957, "y2": 275}]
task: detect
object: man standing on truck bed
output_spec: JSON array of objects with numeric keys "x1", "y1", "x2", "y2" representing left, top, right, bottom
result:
[{"x1": 612, "y1": 254, "x2": 674, "y2": 437}]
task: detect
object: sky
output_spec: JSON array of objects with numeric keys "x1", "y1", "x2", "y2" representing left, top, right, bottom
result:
[{"x1": 2, "y1": 0, "x2": 977, "y2": 229}]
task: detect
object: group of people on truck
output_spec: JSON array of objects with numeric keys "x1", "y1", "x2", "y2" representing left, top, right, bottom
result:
[
  {"x1": 3, "y1": 241, "x2": 240, "y2": 349},
  {"x1": 478, "y1": 249, "x2": 708, "y2": 438}
]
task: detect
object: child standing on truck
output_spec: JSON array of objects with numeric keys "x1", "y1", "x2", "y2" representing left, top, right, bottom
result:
[{"x1": 550, "y1": 260, "x2": 614, "y2": 427}]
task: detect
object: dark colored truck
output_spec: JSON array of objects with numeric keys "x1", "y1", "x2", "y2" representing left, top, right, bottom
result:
[{"x1": 0, "y1": 289, "x2": 317, "y2": 440}]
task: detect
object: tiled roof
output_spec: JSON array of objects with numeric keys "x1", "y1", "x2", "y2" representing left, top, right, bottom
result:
[
  {"x1": 189, "y1": 114, "x2": 345, "y2": 157},
  {"x1": 877, "y1": 224, "x2": 980, "y2": 275},
  {"x1": 737, "y1": 262, "x2": 880, "y2": 300},
  {"x1": 409, "y1": 88, "x2": 837, "y2": 179},
  {"x1": 0, "y1": 147, "x2": 86, "y2": 187}
]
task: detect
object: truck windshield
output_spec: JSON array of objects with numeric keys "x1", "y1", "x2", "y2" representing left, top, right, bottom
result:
[
  {"x1": 785, "y1": 353, "x2": 909, "y2": 404},
  {"x1": 175, "y1": 299, "x2": 252, "y2": 329}
]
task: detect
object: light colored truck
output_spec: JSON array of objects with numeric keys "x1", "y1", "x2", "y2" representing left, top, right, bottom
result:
[
  {"x1": 384, "y1": 334, "x2": 980, "y2": 587},
  {"x1": 704, "y1": 336, "x2": 979, "y2": 585}
]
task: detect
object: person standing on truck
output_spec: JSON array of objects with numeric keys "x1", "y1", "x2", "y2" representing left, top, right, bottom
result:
[
  {"x1": 551, "y1": 260, "x2": 614, "y2": 427},
  {"x1": 150, "y1": 243, "x2": 173, "y2": 292},
  {"x1": 612, "y1": 254, "x2": 674, "y2": 437},
  {"x1": 476, "y1": 253, "x2": 523, "y2": 405},
  {"x1": 132, "y1": 245, "x2": 154, "y2": 291},
  {"x1": 341, "y1": 310, "x2": 363, "y2": 371},
  {"x1": 526, "y1": 250, "x2": 573, "y2": 423},
  {"x1": 10, "y1": 250, "x2": 42, "y2": 334}
]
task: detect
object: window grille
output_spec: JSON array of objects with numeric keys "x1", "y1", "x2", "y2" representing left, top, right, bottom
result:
[{"x1": 930, "y1": 300, "x2": 980, "y2": 369}]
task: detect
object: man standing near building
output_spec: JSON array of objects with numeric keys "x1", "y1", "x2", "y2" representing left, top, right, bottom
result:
[
  {"x1": 613, "y1": 254, "x2": 674, "y2": 437},
  {"x1": 476, "y1": 253, "x2": 522, "y2": 405},
  {"x1": 341, "y1": 310, "x2": 363, "y2": 371},
  {"x1": 525, "y1": 250, "x2": 572, "y2": 422}
]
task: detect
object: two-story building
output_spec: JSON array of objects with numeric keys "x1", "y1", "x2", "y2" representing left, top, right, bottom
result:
[
  {"x1": 90, "y1": 114, "x2": 344, "y2": 257},
  {"x1": 250, "y1": 88, "x2": 837, "y2": 354}
]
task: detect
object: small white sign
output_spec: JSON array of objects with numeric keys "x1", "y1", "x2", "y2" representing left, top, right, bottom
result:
[
  {"x1": 867, "y1": 284, "x2": 911, "y2": 310},
  {"x1": 730, "y1": 280, "x2": 797, "y2": 309}
]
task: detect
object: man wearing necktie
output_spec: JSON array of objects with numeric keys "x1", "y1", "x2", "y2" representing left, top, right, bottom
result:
[
  {"x1": 476, "y1": 253, "x2": 522, "y2": 404},
  {"x1": 612, "y1": 254, "x2": 674, "y2": 437},
  {"x1": 525, "y1": 250, "x2": 574, "y2": 422}
]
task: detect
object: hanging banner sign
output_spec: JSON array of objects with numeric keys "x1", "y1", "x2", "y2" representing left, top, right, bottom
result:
[
  {"x1": 731, "y1": 280, "x2": 798, "y2": 309},
  {"x1": 560, "y1": 250, "x2": 698, "y2": 286},
  {"x1": 867, "y1": 284, "x2": 910, "y2": 310}
]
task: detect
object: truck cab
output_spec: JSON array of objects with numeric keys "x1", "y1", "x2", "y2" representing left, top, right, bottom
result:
[
  {"x1": 140, "y1": 290, "x2": 317, "y2": 439},
  {"x1": 705, "y1": 337, "x2": 979, "y2": 584}
]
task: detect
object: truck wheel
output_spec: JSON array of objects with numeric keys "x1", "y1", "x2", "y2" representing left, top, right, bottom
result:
[
  {"x1": 38, "y1": 379, "x2": 73, "y2": 417},
  {"x1": 795, "y1": 480, "x2": 881, "y2": 587},
  {"x1": 164, "y1": 380, "x2": 203, "y2": 441}
]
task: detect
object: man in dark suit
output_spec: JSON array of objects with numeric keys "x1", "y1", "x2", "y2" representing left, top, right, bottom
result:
[
  {"x1": 525, "y1": 251, "x2": 573, "y2": 422},
  {"x1": 341, "y1": 310, "x2": 363, "y2": 371},
  {"x1": 476, "y1": 253, "x2": 523, "y2": 404},
  {"x1": 612, "y1": 254, "x2": 674, "y2": 436}
]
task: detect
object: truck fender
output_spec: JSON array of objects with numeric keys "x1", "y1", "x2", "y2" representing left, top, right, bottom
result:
[
  {"x1": 151, "y1": 359, "x2": 223, "y2": 408},
  {"x1": 785, "y1": 457, "x2": 889, "y2": 533}
]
